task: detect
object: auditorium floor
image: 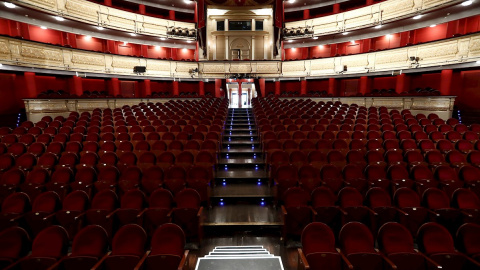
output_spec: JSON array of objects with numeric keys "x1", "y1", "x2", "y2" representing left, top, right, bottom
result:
[{"x1": 186, "y1": 233, "x2": 300, "y2": 270}]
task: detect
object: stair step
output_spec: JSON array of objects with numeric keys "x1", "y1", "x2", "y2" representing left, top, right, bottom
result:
[
  {"x1": 215, "y1": 168, "x2": 268, "y2": 179},
  {"x1": 203, "y1": 205, "x2": 282, "y2": 226},
  {"x1": 217, "y1": 158, "x2": 264, "y2": 165},
  {"x1": 211, "y1": 184, "x2": 273, "y2": 198}
]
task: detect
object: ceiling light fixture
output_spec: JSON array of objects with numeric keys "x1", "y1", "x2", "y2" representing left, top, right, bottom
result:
[
  {"x1": 430, "y1": 24, "x2": 436, "y2": 27},
  {"x1": 413, "y1": 15, "x2": 423, "y2": 19},
  {"x1": 40, "y1": 26, "x2": 47, "y2": 29},
  {"x1": 375, "y1": 25, "x2": 382, "y2": 29},
  {"x1": 160, "y1": 37, "x2": 167, "y2": 40},
  {"x1": 0, "y1": 63, "x2": 3, "y2": 67},
  {"x1": 4, "y1": 2, "x2": 16, "y2": 8},
  {"x1": 351, "y1": 40, "x2": 355, "y2": 44},
  {"x1": 85, "y1": 35, "x2": 92, "y2": 39},
  {"x1": 288, "y1": 40, "x2": 293, "y2": 42},
  {"x1": 461, "y1": 0, "x2": 473, "y2": 6},
  {"x1": 386, "y1": 34, "x2": 392, "y2": 38},
  {"x1": 313, "y1": 37, "x2": 318, "y2": 40},
  {"x1": 130, "y1": 33, "x2": 137, "y2": 36},
  {"x1": 288, "y1": 0, "x2": 295, "y2": 3},
  {"x1": 96, "y1": 26, "x2": 104, "y2": 30},
  {"x1": 54, "y1": 16, "x2": 65, "y2": 21},
  {"x1": 342, "y1": 32, "x2": 349, "y2": 35}
]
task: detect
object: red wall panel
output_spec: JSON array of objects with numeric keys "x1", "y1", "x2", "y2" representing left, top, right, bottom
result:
[
  {"x1": 82, "y1": 78, "x2": 107, "y2": 92},
  {"x1": 28, "y1": 25, "x2": 62, "y2": 45},
  {"x1": 372, "y1": 77, "x2": 396, "y2": 90},
  {"x1": 76, "y1": 35, "x2": 104, "y2": 52},
  {"x1": 35, "y1": 76, "x2": 69, "y2": 93}
]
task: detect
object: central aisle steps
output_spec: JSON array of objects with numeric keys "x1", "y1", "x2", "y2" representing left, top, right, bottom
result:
[{"x1": 202, "y1": 108, "x2": 281, "y2": 231}]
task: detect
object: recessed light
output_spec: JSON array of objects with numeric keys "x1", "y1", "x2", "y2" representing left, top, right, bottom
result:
[
  {"x1": 183, "y1": 0, "x2": 192, "y2": 3},
  {"x1": 123, "y1": 42, "x2": 127, "y2": 45},
  {"x1": 291, "y1": 47, "x2": 296, "y2": 50},
  {"x1": 4, "y1": 2, "x2": 16, "y2": 8},
  {"x1": 85, "y1": 35, "x2": 92, "y2": 39},
  {"x1": 54, "y1": 16, "x2": 65, "y2": 21},
  {"x1": 130, "y1": 33, "x2": 137, "y2": 36},
  {"x1": 430, "y1": 24, "x2": 436, "y2": 27},
  {"x1": 0, "y1": 63, "x2": 3, "y2": 67},
  {"x1": 96, "y1": 26, "x2": 104, "y2": 30},
  {"x1": 160, "y1": 37, "x2": 167, "y2": 40},
  {"x1": 40, "y1": 26, "x2": 47, "y2": 29},
  {"x1": 187, "y1": 40, "x2": 193, "y2": 43},
  {"x1": 477, "y1": 60, "x2": 480, "y2": 64},
  {"x1": 288, "y1": 0, "x2": 295, "y2": 3},
  {"x1": 375, "y1": 25, "x2": 382, "y2": 29},
  {"x1": 342, "y1": 32, "x2": 349, "y2": 35},
  {"x1": 413, "y1": 15, "x2": 423, "y2": 19},
  {"x1": 386, "y1": 34, "x2": 392, "y2": 38},
  {"x1": 155, "y1": 46, "x2": 160, "y2": 50},
  {"x1": 461, "y1": 0, "x2": 473, "y2": 6},
  {"x1": 318, "y1": 45, "x2": 324, "y2": 48},
  {"x1": 313, "y1": 37, "x2": 318, "y2": 40},
  {"x1": 351, "y1": 40, "x2": 355, "y2": 44},
  {"x1": 288, "y1": 40, "x2": 293, "y2": 42}
]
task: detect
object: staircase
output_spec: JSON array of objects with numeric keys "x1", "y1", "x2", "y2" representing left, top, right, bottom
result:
[{"x1": 203, "y1": 108, "x2": 281, "y2": 232}]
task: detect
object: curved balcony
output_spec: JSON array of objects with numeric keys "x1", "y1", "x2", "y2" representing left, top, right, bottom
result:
[
  {"x1": 0, "y1": 32, "x2": 479, "y2": 78},
  {"x1": 284, "y1": 0, "x2": 463, "y2": 39},
  {"x1": 9, "y1": 0, "x2": 196, "y2": 39}
]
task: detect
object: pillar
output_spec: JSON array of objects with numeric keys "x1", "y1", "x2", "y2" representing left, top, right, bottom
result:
[
  {"x1": 169, "y1": 10, "x2": 175, "y2": 20},
  {"x1": 275, "y1": 80, "x2": 281, "y2": 96},
  {"x1": 24, "y1": 72, "x2": 37, "y2": 98},
  {"x1": 172, "y1": 80, "x2": 179, "y2": 96},
  {"x1": 440, "y1": 69, "x2": 453, "y2": 96},
  {"x1": 215, "y1": 79, "x2": 222, "y2": 98},
  {"x1": 303, "y1": 9, "x2": 310, "y2": 20},
  {"x1": 138, "y1": 4, "x2": 146, "y2": 15},
  {"x1": 72, "y1": 76, "x2": 83, "y2": 96},
  {"x1": 395, "y1": 73, "x2": 407, "y2": 94},
  {"x1": 251, "y1": 37, "x2": 255, "y2": 60},
  {"x1": 225, "y1": 36, "x2": 229, "y2": 60},
  {"x1": 194, "y1": 1, "x2": 198, "y2": 23},
  {"x1": 143, "y1": 79, "x2": 151, "y2": 97},
  {"x1": 328, "y1": 78, "x2": 337, "y2": 96},
  {"x1": 359, "y1": 76, "x2": 370, "y2": 95},
  {"x1": 333, "y1": 4, "x2": 340, "y2": 14},
  {"x1": 238, "y1": 82, "x2": 242, "y2": 108},
  {"x1": 104, "y1": 0, "x2": 111, "y2": 6},
  {"x1": 259, "y1": 78, "x2": 265, "y2": 97},
  {"x1": 111, "y1": 78, "x2": 120, "y2": 97},
  {"x1": 199, "y1": 80, "x2": 205, "y2": 96},
  {"x1": 300, "y1": 79, "x2": 307, "y2": 95}
]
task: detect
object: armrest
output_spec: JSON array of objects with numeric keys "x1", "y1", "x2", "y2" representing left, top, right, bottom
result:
[
  {"x1": 167, "y1": 208, "x2": 174, "y2": 218},
  {"x1": 426, "y1": 209, "x2": 440, "y2": 217},
  {"x1": 395, "y1": 207, "x2": 409, "y2": 216},
  {"x1": 281, "y1": 205, "x2": 287, "y2": 216},
  {"x1": 133, "y1": 251, "x2": 150, "y2": 270},
  {"x1": 336, "y1": 248, "x2": 354, "y2": 270},
  {"x1": 461, "y1": 210, "x2": 474, "y2": 218},
  {"x1": 8, "y1": 214, "x2": 25, "y2": 222},
  {"x1": 375, "y1": 248, "x2": 397, "y2": 270},
  {"x1": 309, "y1": 206, "x2": 317, "y2": 216},
  {"x1": 365, "y1": 207, "x2": 379, "y2": 216},
  {"x1": 106, "y1": 209, "x2": 120, "y2": 220},
  {"x1": 457, "y1": 251, "x2": 480, "y2": 268},
  {"x1": 47, "y1": 256, "x2": 67, "y2": 270},
  {"x1": 178, "y1": 250, "x2": 189, "y2": 270},
  {"x1": 297, "y1": 248, "x2": 310, "y2": 270},
  {"x1": 337, "y1": 207, "x2": 349, "y2": 216},
  {"x1": 43, "y1": 212, "x2": 57, "y2": 221},
  {"x1": 197, "y1": 207, "x2": 203, "y2": 218},
  {"x1": 136, "y1": 208, "x2": 148, "y2": 219},
  {"x1": 74, "y1": 212, "x2": 86, "y2": 220},
  {"x1": 4, "y1": 258, "x2": 22, "y2": 270},
  {"x1": 414, "y1": 249, "x2": 442, "y2": 269},
  {"x1": 91, "y1": 251, "x2": 111, "y2": 270}
]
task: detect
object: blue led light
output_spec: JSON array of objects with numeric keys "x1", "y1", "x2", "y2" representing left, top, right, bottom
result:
[{"x1": 260, "y1": 202, "x2": 265, "y2": 206}]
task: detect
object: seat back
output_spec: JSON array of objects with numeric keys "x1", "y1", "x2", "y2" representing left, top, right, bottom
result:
[
  {"x1": 70, "y1": 225, "x2": 108, "y2": 257},
  {"x1": 31, "y1": 226, "x2": 69, "y2": 258}
]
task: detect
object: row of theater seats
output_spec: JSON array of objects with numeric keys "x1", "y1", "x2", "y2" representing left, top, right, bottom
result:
[
  {"x1": 252, "y1": 97, "x2": 480, "y2": 269},
  {"x1": 298, "y1": 221, "x2": 480, "y2": 270},
  {"x1": 0, "y1": 98, "x2": 227, "y2": 269},
  {"x1": 0, "y1": 222, "x2": 189, "y2": 270}
]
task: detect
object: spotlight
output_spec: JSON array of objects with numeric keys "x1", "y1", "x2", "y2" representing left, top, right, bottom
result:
[
  {"x1": 40, "y1": 26, "x2": 47, "y2": 29},
  {"x1": 413, "y1": 15, "x2": 423, "y2": 20},
  {"x1": 130, "y1": 33, "x2": 137, "y2": 37},
  {"x1": 342, "y1": 32, "x2": 349, "y2": 35},
  {"x1": 96, "y1": 26, "x2": 104, "y2": 30},
  {"x1": 374, "y1": 25, "x2": 382, "y2": 29},
  {"x1": 430, "y1": 24, "x2": 436, "y2": 27},
  {"x1": 461, "y1": 0, "x2": 473, "y2": 6},
  {"x1": 54, "y1": 16, "x2": 65, "y2": 21},
  {"x1": 313, "y1": 36, "x2": 318, "y2": 40}
]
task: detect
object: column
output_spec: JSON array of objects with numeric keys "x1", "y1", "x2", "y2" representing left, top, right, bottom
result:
[
  {"x1": 440, "y1": 69, "x2": 453, "y2": 96},
  {"x1": 359, "y1": 76, "x2": 370, "y2": 95},
  {"x1": 72, "y1": 76, "x2": 83, "y2": 96},
  {"x1": 138, "y1": 4, "x2": 146, "y2": 15},
  {"x1": 194, "y1": 1, "x2": 198, "y2": 23},
  {"x1": 169, "y1": 10, "x2": 175, "y2": 20},
  {"x1": 199, "y1": 80, "x2": 205, "y2": 96},
  {"x1": 259, "y1": 78, "x2": 266, "y2": 97},
  {"x1": 215, "y1": 79, "x2": 222, "y2": 98},
  {"x1": 225, "y1": 36, "x2": 229, "y2": 60},
  {"x1": 300, "y1": 79, "x2": 307, "y2": 95},
  {"x1": 111, "y1": 78, "x2": 120, "y2": 97},
  {"x1": 395, "y1": 73, "x2": 408, "y2": 94},
  {"x1": 303, "y1": 9, "x2": 310, "y2": 20},
  {"x1": 328, "y1": 78, "x2": 337, "y2": 96},
  {"x1": 24, "y1": 72, "x2": 37, "y2": 98},
  {"x1": 275, "y1": 80, "x2": 281, "y2": 96},
  {"x1": 264, "y1": 35, "x2": 269, "y2": 60},
  {"x1": 172, "y1": 80, "x2": 179, "y2": 96},
  {"x1": 333, "y1": 4, "x2": 341, "y2": 14},
  {"x1": 238, "y1": 82, "x2": 242, "y2": 108},
  {"x1": 143, "y1": 79, "x2": 151, "y2": 97},
  {"x1": 251, "y1": 37, "x2": 255, "y2": 60}
]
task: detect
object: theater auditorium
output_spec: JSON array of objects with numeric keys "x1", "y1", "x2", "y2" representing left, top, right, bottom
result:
[{"x1": 0, "y1": 0, "x2": 480, "y2": 269}]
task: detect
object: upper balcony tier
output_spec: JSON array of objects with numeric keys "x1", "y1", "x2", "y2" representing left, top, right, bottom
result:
[
  {"x1": 8, "y1": 0, "x2": 197, "y2": 40},
  {"x1": 283, "y1": 0, "x2": 466, "y2": 39}
]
